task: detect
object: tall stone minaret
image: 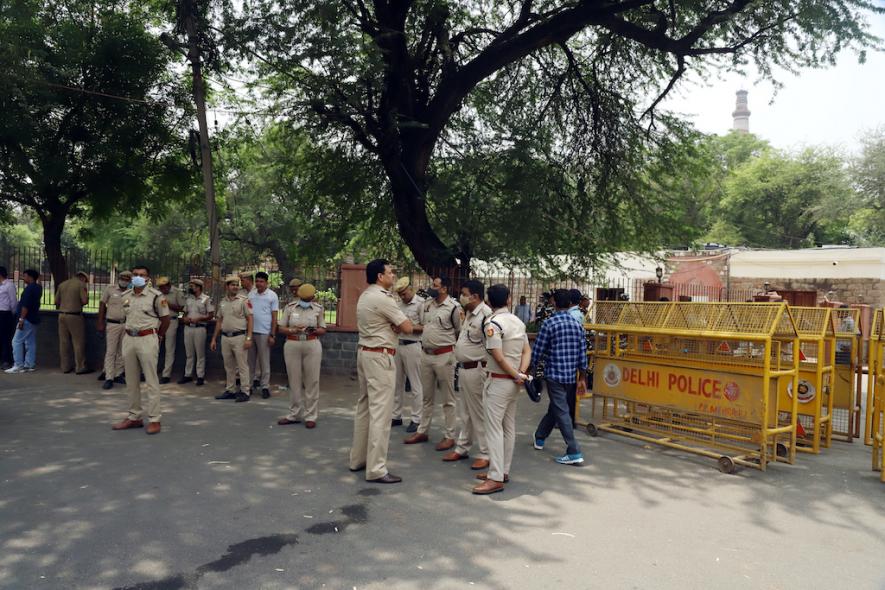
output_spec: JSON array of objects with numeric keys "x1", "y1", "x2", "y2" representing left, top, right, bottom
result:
[{"x1": 732, "y1": 90, "x2": 750, "y2": 133}]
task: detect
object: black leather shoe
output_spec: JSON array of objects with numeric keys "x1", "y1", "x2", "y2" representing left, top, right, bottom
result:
[
  {"x1": 76, "y1": 369, "x2": 95, "y2": 375},
  {"x1": 63, "y1": 369, "x2": 74, "y2": 374},
  {"x1": 261, "y1": 388, "x2": 270, "y2": 399},
  {"x1": 159, "y1": 377, "x2": 170, "y2": 384},
  {"x1": 196, "y1": 377, "x2": 204, "y2": 386},
  {"x1": 252, "y1": 379, "x2": 260, "y2": 390},
  {"x1": 102, "y1": 380, "x2": 114, "y2": 390},
  {"x1": 177, "y1": 376, "x2": 192, "y2": 384},
  {"x1": 406, "y1": 422, "x2": 419, "y2": 433},
  {"x1": 114, "y1": 375, "x2": 126, "y2": 385},
  {"x1": 97, "y1": 372, "x2": 106, "y2": 381},
  {"x1": 235, "y1": 392, "x2": 250, "y2": 403},
  {"x1": 215, "y1": 391, "x2": 237, "y2": 400},
  {"x1": 391, "y1": 418, "x2": 403, "y2": 427},
  {"x1": 368, "y1": 473, "x2": 402, "y2": 484},
  {"x1": 349, "y1": 464, "x2": 366, "y2": 472}
]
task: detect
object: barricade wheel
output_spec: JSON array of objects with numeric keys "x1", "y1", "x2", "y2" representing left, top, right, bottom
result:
[
  {"x1": 776, "y1": 442, "x2": 789, "y2": 458},
  {"x1": 586, "y1": 423, "x2": 599, "y2": 437},
  {"x1": 718, "y1": 456, "x2": 736, "y2": 474}
]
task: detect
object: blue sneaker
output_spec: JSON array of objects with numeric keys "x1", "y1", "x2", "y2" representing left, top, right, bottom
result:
[
  {"x1": 555, "y1": 453, "x2": 584, "y2": 465},
  {"x1": 533, "y1": 438, "x2": 545, "y2": 450}
]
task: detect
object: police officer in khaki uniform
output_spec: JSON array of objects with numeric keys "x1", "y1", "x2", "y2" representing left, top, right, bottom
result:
[
  {"x1": 392, "y1": 277, "x2": 424, "y2": 431},
  {"x1": 210, "y1": 275, "x2": 253, "y2": 402},
  {"x1": 277, "y1": 283, "x2": 326, "y2": 428},
  {"x1": 349, "y1": 259, "x2": 412, "y2": 484},
  {"x1": 443, "y1": 279, "x2": 492, "y2": 470},
  {"x1": 156, "y1": 277, "x2": 185, "y2": 384},
  {"x1": 56, "y1": 270, "x2": 90, "y2": 374},
  {"x1": 473, "y1": 283, "x2": 531, "y2": 495},
  {"x1": 404, "y1": 276, "x2": 461, "y2": 450},
  {"x1": 97, "y1": 270, "x2": 132, "y2": 390},
  {"x1": 178, "y1": 279, "x2": 214, "y2": 386},
  {"x1": 112, "y1": 265, "x2": 170, "y2": 435}
]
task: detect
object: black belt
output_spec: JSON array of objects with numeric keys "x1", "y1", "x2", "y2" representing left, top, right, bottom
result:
[
  {"x1": 459, "y1": 360, "x2": 487, "y2": 370},
  {"x1": 399, "y1": 340, "x2": 419, "y2": 345},
  {"x1": 60, "y1": 311, "x2": 82, "y2": 315},
  {"x1": 106, "y1": 319, "x2": 123, "y2": 324},
  {"x1": 223, "y1": 330, "x2": 246, "y2": 337},
  {"x1": 186, "y1": 323, "x2": 207, "y2": 327}
]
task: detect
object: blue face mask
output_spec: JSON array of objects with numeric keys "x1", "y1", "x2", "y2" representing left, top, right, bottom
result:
[
  {"x1": 130, "y1": 276, "x2": 147, "y2": 288},
  {"x1": 298, "y1": 300, "x2": 312, "y2": 309}
]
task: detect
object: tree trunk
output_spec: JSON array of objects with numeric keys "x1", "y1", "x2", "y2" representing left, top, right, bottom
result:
[
  {"x1": 386, "y1": 147, "x2": 460, "y2": 275},
  {"x1": 266, "y1": 239, "x2": 296, "y2": 283},
  {"x1": 42, "y1": 213, "x2": 68, "y2": 286}
]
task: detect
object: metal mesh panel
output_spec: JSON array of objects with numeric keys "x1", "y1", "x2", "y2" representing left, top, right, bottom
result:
[
  {"x1": 832, "y1": 308, "x2": 861, "y2": 338},
  {"x1": 790, "y1": 307, "x2": 833, "y2": 338}
]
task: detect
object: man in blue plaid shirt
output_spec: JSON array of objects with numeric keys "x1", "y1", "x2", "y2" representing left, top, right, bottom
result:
[{"x1": 529, "y1": 289, "x2": 587, "y2": 465}]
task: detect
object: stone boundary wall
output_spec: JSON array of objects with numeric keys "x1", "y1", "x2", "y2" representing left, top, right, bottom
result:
[{"x1": 729, "y1": 277, "x2": 884, "y2": 308}]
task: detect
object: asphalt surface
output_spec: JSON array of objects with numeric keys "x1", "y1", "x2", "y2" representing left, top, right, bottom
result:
[{"x1": 1, "y1": 370, "x2": 884, "y2": 590}]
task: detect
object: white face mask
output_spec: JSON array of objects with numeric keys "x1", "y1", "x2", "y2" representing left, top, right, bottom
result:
[{"x1": 130, "y1": 276, "x2": 147, "y2": 288}]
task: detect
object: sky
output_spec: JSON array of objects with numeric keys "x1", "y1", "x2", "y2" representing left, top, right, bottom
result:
[{"x1": 663, "y1": 12, "x2": 885, "y2": 154}]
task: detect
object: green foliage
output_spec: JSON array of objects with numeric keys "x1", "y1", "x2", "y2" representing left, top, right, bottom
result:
[
  {"x1": 848, "y1": 128, "x2": 885, "y2": 245},
  {"x1": 712, "y1": 147, "x2": 855, "y2": 248},
  {"x1": 216, "y1": 123, "x2": 383, "y2": 271},
  {"x1": 217, "y1": 0, "x2": 882, "y2": 270},
  {"x1": 0, "y1": 0, "x2": 193, "y2": 278}
]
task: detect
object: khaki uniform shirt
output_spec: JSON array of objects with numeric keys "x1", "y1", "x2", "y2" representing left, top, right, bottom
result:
[
  {"x1": 56, "y1": 277, "x2": 86, "y2": 313},
  {"x1": 398, "y1": 295, "x2": 425, "y2": 343},
  {"x1": 357, "y1": 284, "x2": 408, "y2": 349},
  {"x1": 100, "y1": 285, "x2": 128, "y2": 322},
  {"x1": 421, "y1": 296, "x2": 461, "y2": 348},
  {"x1": 217, "y1": 294, "x2": 252, "y2": 332},
  {"x1": 164, "y1": 286, "x2": 186, "y2": 318},
  {"x1": 123, "y1": 287, "x2": 170, "y2": 331},
  {"x1": 184, "y1": 293, "x2": 214, "y2": 323},
  {"x1": 280, "y1": 301, "x2": 326, "y2": 330},
  {"x1": 484, "y1": 309, "x2": 528, "y2": 374},
  {"x1": 456, "y1": 302, "x2": 492, "y2": 363}
]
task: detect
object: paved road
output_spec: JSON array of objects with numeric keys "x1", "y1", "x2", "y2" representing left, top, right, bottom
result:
[{"x1": 1, "y1": 371, "x2": 884, "y2": 589}]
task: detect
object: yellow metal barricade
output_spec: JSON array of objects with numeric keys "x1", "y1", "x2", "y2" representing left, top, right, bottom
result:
[
  {"x1": 583, "y1": 302, "x2": 800, "y2": 473},
  {"x1": 870, "y1": 310, "x2": 885, "y2": 482},
  {"x1": 830, "y1": 307, "x2": 862, "y2": 442},
  {"x1": 780, "y1": 307, "x2": 835, "y2": 453}
]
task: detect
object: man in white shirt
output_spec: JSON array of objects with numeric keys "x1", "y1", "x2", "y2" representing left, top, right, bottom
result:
[
  {"x1": 0, "y1": 266, "x2": 18, "y2": 370},
  {"x1": 248, "y1": 271, "x2": 279, "y2": 398}
]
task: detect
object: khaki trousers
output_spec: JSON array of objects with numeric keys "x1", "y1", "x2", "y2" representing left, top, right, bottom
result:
[
  {"x1": 58, "y1": 313, "x2": 86, "y2": 372},
  {"x1": 454, "y1": 365, "x2": 489, "y2": 458},
  {"x1": 417, "y1": 350, "x2": 457, "y2": 439},
  {"x1": 161, "y1": 318, "x2": 179, "y2": 378},
  {"x1": 103, "y1": 322, "x2": 126, "y2": 379},
  {"x1": 123, "y1": 333, "x2": 161, "y2": 423},
  {"x1": 284, "y1": 339, "x2": 322, "y2": 421},
  {"x1": 222, "y1": 334, "x2": 250, "y2": 394},
  {"x1": 350, "y1": 349, "x2": 396, "y2": 480},
  {"x1": 183, "y1": 325, "x2": 207, "y2": 378},
  {"x1": 393, "y1": 342, "x2": 423, "y2": 422},
  {"x1": 484, "y1": 376, "x2": 519, "y2": 482},
  {"x1": 249, "y1": 333, "x2": 271, "y2": 389}
]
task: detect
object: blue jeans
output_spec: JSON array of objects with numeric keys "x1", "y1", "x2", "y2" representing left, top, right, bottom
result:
[
  {"x1": 535, "y1": 380, "x2": 580, "y2": 455},
  {"x1": 12, "y1": 319, "x2": 37, "y2": 369}
]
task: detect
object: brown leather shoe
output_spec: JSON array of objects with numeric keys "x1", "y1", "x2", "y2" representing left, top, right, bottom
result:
[
  {"x1": 305, "y1": 421, "x2": 316, "y2": 429},
  {"x1": 404, "y1": 432, "x2": 429, "y2": 444},
  {"x1": 442, "y1": 451, "x2": 468, "y2": 462},
  {"x1": 145, "y1": 422, "x2": 161, "y2": 435},
  {"x1": 475, "y1": 472, "x2": 510, "y2": 483},
  {"x1": 112, "y1": 419, "x2": 144, "y2": 430},
  {"x1": 471, "y1": 458, "x2": 490, "y2": 470},
  {"x1": 472, "y1": 479, "x2": 505, "y2": 495},
  {"x1": 277, "y1": 417, "x2": 301, "y2": 426},
  {"x1": 435, "y1": 438, "x2": 455, "y2": 451}
]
